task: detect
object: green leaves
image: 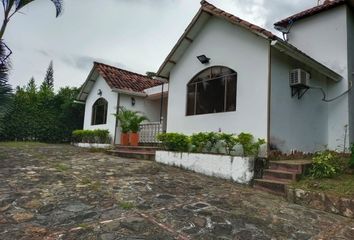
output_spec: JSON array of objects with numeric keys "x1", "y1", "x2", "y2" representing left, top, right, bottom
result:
[
  {"x1": 309, "y1": 151, "x2": 344, "y2": 179},
  {"x1": 113, "y1": 107, "x2": 148, "y2": 133},
  {"x1": 72, "y1": 129, "x2": 110, "y2": 144},
  {"x1": 15, "y1": 0, "x2": 63, "y2": 17},
  {"x1": 159, "y1": 132, "x2": 266, "y2": 157}
]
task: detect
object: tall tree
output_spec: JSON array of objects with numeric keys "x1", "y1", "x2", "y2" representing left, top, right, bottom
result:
[
  {"x1": 41, "y1": 60, "x2": 54, "y2": 91},
  {"x1": 0, "y1": 0, "x2": 63, "y2": 39}
]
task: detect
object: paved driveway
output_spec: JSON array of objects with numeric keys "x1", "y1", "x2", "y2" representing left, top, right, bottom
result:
[{"x1": 0, "y1": 143, "x2": 353, "y2": 240}]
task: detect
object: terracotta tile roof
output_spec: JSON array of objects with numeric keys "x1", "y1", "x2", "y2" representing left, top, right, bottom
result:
[
  {"x1": 201, "y1": 0, "x2": 276, "y2": 39},
  {"x1": 94, "y1": 62, "x2": 163, "y2": 93},
  {"x1": 274, "y1": 0, "x2": 348, "y2": 27}
]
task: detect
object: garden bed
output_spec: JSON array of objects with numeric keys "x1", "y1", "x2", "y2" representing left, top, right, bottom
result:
[{"x1": 155, "y1": 151, "x2": 254, "y2": 184}]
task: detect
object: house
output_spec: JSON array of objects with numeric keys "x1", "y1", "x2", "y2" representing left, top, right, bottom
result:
[
  {"x1": 78, "y1": 0, "x2": 353, "y2": 153},
  {"x1": 156, "y1": 0, "x2": 353, "y2": 153},
  {"x1": 76, "y1": 62, "x2": 168, "y2": 144}
]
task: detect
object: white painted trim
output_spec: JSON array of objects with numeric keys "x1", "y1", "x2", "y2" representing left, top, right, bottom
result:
[
  {"x1": 155, "y1": 151, "x2": 254, "y2": 184},
  {"x1": 73, "y1": 143, "x2": 112, "y2": 149},
  {"x1": 111, "y1": 88, "x2": 148, "y2": 97}
]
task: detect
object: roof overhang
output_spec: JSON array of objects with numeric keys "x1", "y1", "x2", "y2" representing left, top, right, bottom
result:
[
  {"x1": 271, "y1": 39, "x2": 342, "y2": 82},
  {"x1": 112, "y1": 88, "x2": 148, "y2": 97},
  {"x1": 76, "y1": 66, "x2": 100, "y2": 102}
]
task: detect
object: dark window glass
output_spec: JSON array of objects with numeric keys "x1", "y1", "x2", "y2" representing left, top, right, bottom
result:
[
  {"x1": 92, "y1": 98, "x2": 108, "y2": 125},
  {"x1": 186, "y1": 66, "x2": 237, "y2": 116}
]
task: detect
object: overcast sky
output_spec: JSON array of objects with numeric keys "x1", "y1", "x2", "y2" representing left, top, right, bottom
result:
[{"x1": 2, "y1": 0, "x2": 318, "y2": 90}]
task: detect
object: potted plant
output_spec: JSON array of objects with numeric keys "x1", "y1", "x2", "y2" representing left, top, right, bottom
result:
[
  {"x1": 113, "y1": 107, "x2": 134, "y2": 145},
  {"x1": 129, "y1": 113, "x2": 149, "y2": 146}
]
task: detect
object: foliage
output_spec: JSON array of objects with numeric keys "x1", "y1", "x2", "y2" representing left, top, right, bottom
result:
[
  {"x1": 219, "y1": 133, "x2": 237, "y2": 155},
  {"x1": 0, "y1": 0, "x2": 63, "y2": 39},
  {"x1": 113, "y1": 107, "x2": 134, "y2": 133},
  {"x1": 72, "y1": 129, "x2": 111, "y2": 144},
  {"x1": 42, "y1": 61, "x2": 54, "y2": 91},
  {"x1": 309, "y1": 151, "x2": 345, "y2": 179},
  {"x1": 113, "y1": 107, "x2": 148, "y2": 133},
  {"x1": 130, "y1": 114, "x2": 149, "y2": 133},
  {"x1": 0, "y1": 67, "x2": 84, "y2": 142},
  {"x1": 236, "y1": 133, "x2": 265, "y2": 156},
  {"x1": 0, "y1": 42, "x2": 12, "y2": 110},
  {"x1": 157, "y1": 133, "x2": 190, "y2": 152},
  {"x1": 159, "y1": 132, "x2": 265, "y2": 157},
  {"x1": 350, "y1": 144, "x2": 354, "y2": 169}
]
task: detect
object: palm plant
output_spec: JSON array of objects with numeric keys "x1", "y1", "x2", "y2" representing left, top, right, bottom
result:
[
  {"x1": 0, "y1": 0, "x2": 63, "y2": 39},
  {"x1": 129, "y1": 114, "x2": 148, "y2": 133},
  {"x1": 113, "y1": 107, "x2": 135, "y2": 133}
]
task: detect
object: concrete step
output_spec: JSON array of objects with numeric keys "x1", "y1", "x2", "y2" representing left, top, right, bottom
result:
[
  {"x1": 268, "y1": 160, "x2": 312, "y2": 174},
  {"x1": 263, "y1": 169, "x2": 299, "y2": 182},
  {"x1": 114, "y1": 145, "x2": 160, "y2": 153},
  {"x1": 106, "y1": 149, "x2": 155, "y2": 161},
  {"x1": 253, "y1": 179, "x2": 289, "y2": 197}
]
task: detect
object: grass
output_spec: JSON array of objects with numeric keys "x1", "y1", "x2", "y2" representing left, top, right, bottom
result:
[
  {"x1": 0, "y1": 141, "x2": 50, "y2": 148},
  {"x1": 55, "y1": 163, "x2": 70, "y2": 172},
  {"x1": 292, "y1": 174, "x2": 354, "y2": 198},
  {"x1": 118, "y1": 201, "x2": 136, "y2": 210}
]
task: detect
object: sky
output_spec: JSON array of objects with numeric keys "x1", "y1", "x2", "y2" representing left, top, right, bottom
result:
[{"x1": 2, "y1": 0, "x2": 318, "y2": 91}]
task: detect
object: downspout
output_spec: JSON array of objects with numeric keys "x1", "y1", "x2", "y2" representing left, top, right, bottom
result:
[
  {"x1": 159, "y1": 83, "x2": 165, "y2": 123},
  {"x1": 113, "y1": 93, "x2": 121, "y2": 145},
  {"x1": 267, "y1": 41, "x2": 272, "y2": 157}
]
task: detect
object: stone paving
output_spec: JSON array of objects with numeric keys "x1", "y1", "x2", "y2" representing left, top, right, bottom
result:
[{"x1": 0, "y1": 143, "x2": 354, "y2": 240}]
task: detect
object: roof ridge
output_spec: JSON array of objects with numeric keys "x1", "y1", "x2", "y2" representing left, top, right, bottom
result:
[
  {"x1": 94, "y1": 61, "x2": 158, "y2": 81},
  {"x1": 274, "y1": 0, "x2": 347, "y2": 27},
  {"x1": 200, "y1": 0, "x2": 275, "y2": 39}
]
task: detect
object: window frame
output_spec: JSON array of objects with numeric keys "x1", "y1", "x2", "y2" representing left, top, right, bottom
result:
[
  {"x1": 186, "y1": 66, "x2": 237, "y2": 116},
  {"x1": 91, "y1": 98, "x2": 108, "y2": 125}
]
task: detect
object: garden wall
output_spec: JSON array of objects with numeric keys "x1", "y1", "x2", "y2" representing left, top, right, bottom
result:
[
  {"x1": 73, "y1": 143, "x2": 111, "y2": 149},
  {"x1": 287, "y1": 188, "x2": 354, "y2": 219},
  {"x1": 155, "y1": 151, "x2": 254, "y2": 184}
]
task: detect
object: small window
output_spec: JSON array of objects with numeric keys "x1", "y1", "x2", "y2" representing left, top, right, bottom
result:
[
  {"x1": 186, "y1": 66, "x2": 237, "y2": 116},
  {"x1": 91, "y1": 98, "x2": 108, "y2": 125}
]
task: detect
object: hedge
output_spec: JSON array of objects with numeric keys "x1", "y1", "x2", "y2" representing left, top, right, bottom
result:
[{"x1": 72, "y1": 129, "x2": 111, "y2": 144}]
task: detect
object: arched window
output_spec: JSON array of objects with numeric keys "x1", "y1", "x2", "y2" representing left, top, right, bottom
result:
[
  {"x1": 187, "y1": 66, "x2": 237, "y2": 116},
  {"x1": 91, "y1": 98, "x2": 108, "y2": 125}
]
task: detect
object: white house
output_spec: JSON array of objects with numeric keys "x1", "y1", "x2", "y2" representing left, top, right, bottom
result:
[
  {"x1": 78, "y1": 0, "x2": 354, "y2": 153},
  {"x1": 76, "y1": 62, "x2": 168, "y2": 144}
]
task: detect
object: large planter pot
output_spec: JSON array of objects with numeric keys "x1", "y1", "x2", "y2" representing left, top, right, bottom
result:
[
  {"x1": 120, "y1": 133, "x2": 130, "y2": 145},
  {"x1": 130, "y1": 132, "x2": 139, "y2": 146}
]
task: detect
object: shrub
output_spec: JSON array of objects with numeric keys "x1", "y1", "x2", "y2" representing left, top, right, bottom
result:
[
  {"x1": 309, "y1": 151, "x2": 343, "y2": 179},
  {"x1": 157, "y1": 133, "x2": 190, "y2": 152},
  {"x1": 219, "y1": 133, "x2": 237, "y2": 155},
  {"x1": 72, "y1": 129, "x2": 111, "y2": 144},
  {"x1": 236, "y1": 132, "x2": 265, "y2": 156},
  {"x1": 190, "y1": 132, "x2": 220, "y2": 153},
  {"x1": 350, "y1": 144, "x2": 354, "y2": 169}
]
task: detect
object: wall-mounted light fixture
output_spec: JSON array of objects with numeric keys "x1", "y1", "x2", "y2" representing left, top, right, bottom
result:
[
  {"x1": 131, "y1": 97, "x2": 136, "y2": 106},
  {"x1": 197, "y1": 55, "x2": 210, "y2": 64},
  {"x1": 97, "y1": 89, "x2": 102, "y2": 96}
]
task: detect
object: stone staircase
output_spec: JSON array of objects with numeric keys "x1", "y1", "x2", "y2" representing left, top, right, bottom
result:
[
  {"x1": 254, "y1": 160, "x2": 312, "y2": 197},
  {"x1": 106, "y1": 145, "x2": 159, "y2": 161}
]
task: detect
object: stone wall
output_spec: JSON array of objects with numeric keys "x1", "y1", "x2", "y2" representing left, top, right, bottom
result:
[{"x1": 287, "y1": 187, "x2": 354, "y2": 219}]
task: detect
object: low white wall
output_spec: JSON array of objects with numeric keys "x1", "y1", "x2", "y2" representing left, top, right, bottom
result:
[
  {"x1": 155, "y1": 151, "x2": 254, "y2": 184},
  {"x1": 73, "y1": 143, "x2": 112, "y2": 149}
]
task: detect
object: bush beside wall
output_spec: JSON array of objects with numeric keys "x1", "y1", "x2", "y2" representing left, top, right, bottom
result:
[{"x1": 72, "y1": 129, "x2": 111, "y2": 144}]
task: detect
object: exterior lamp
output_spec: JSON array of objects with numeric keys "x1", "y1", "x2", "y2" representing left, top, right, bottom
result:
[
  {"x1": 197, "y1": 55, "x2": 210, "y2": 64},
  {"x1": 97, "y1": 89, "x2": 102, "y2": 96},
  {"x1": 131, "y1": 97, "x2": 136, "y2": 106}
]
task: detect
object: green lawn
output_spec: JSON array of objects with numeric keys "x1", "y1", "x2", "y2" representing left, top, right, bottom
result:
[{"x1": 292, "y1": 174, "x2": 354, "y2": 198}]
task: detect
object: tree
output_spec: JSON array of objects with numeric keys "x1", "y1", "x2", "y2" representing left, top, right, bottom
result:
[
  {"x1": 0, "y1": 0, "x2": 63, "y2": 39},
  {"x1": 42, "y1": 60, "x2": 54, "y2": 90},
  {"x1": 0, "y1": 42, "x2": 11, "y2": 108}
]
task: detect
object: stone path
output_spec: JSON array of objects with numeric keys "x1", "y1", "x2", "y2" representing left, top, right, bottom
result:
[{"x1": 0, "y1": 143, "x2": 353, "y2": 240}]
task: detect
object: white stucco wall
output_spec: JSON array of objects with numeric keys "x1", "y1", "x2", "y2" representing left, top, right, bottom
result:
[
  {"x1": 287, "y1": 5, "x2": 350, "y2": 150},
  {"x1": 83, "y1": 75, "x2": 118, "y2": 143},
  {"x1": 167, "y1": 17, "x2": 269, "y2": 139},
  {"x1": 270, "y1": 49, "x2": 329, "y2": 152},
  {"x1": 155, "y1": 151, "x2": 254, "y2": 184}
]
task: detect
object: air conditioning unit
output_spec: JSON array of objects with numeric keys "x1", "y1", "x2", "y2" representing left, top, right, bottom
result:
[{"x1": 289, "y1": 69, "x2": 310, "y2": 87}]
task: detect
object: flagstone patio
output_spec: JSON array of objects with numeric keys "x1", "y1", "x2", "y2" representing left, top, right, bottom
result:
[{"x1": 0, "y1": 142, "x2": 353, "y2": 240}]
